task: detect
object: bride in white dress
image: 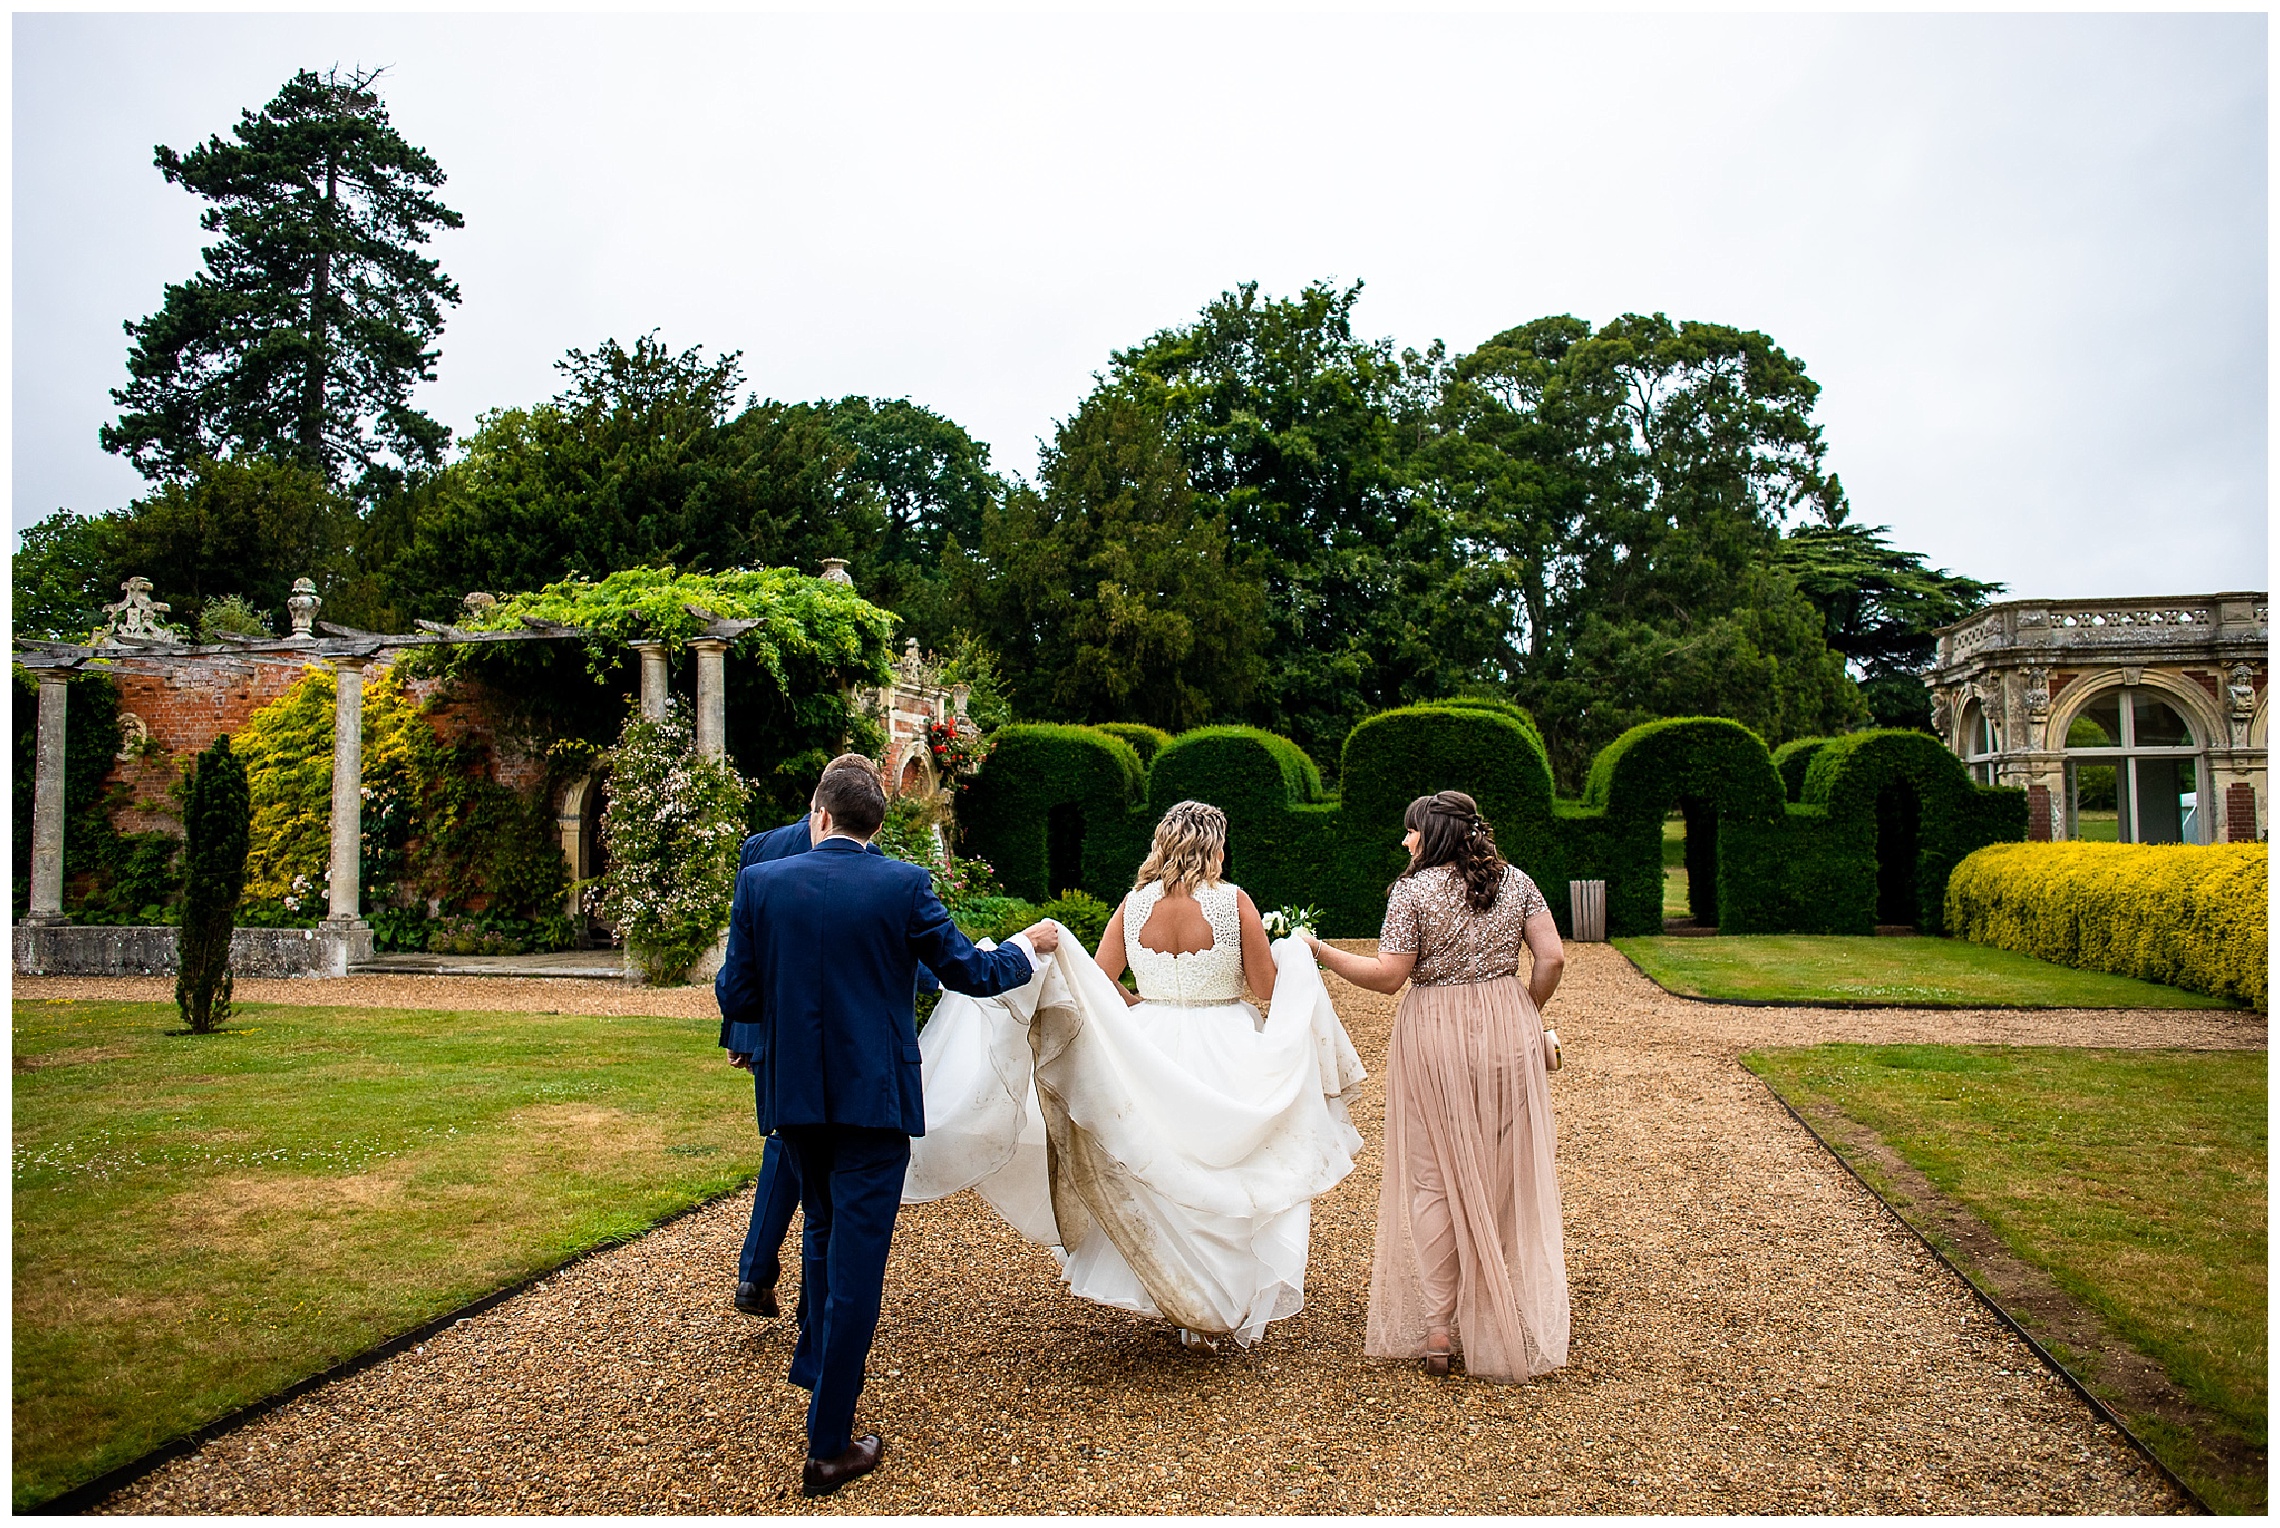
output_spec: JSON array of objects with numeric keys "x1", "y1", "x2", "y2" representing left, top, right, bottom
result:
[{"x1": 905, "y1": 801, "x2": 1366, "y2": 1345}]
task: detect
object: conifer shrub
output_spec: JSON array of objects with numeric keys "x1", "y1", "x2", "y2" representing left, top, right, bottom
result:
[
  {"x1": 1946, "y1": 842, "x2": 2266, "y2": 1005},
  {"x1": 176, "y1": 736, "x2": 250, "y2": 1033}
]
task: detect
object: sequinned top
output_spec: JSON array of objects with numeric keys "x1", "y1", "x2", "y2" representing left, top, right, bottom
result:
[{"x1": 1379, "y1": 863, "x2": 1551, "y2": 987}]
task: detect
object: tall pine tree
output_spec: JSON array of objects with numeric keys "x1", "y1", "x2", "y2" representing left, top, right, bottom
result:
[{"x1": 102, "y1": 67, "x2": 462, "y2": 497}]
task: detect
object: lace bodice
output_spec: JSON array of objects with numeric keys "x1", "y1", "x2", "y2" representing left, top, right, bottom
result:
[{"x1": 1124, "y1": 879, "x2": 1248, "y2": 1006}]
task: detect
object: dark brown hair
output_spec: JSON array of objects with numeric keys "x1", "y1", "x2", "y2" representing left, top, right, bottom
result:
[
  {"x1": 1396, "y1": 790, "x2": 1507, "y2": 912},
  {"x1": 814, "y1": 767, "x2": 887, "y2": 838}
]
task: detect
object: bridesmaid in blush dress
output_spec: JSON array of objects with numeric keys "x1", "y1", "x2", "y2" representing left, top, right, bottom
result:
[{"x1": 1306, "y1": 790, "x2": 1569, "y2": 1380}]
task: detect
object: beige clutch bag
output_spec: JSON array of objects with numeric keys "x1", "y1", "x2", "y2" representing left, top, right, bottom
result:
[{"x1": 1542, "y1": 1028, "x2": 1562, "y2": 1072}]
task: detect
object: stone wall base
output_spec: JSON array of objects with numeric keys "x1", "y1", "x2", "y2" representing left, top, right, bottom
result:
[{"x1": 13, "y1": 922, "x2": 374, "y2": 978}]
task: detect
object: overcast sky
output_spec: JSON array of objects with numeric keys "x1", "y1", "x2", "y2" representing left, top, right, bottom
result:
[{"x1": 11, "y1": 9, "x2": 2268, "y2": 602}]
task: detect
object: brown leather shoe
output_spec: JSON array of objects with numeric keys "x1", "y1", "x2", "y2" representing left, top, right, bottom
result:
[
  {"x1": 734, "y1": 1280, "x2": 778, "y2": 1318},
  {"x1": 802, "y1": 1433, "x2": 884, "y2": 1498}
]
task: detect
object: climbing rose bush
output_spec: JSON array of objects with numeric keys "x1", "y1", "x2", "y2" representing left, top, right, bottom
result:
[{"x1": 596, "y1": 700, "x2": 751, "y2": 985}]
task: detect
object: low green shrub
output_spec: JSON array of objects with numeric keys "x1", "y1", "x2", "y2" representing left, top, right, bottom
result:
[
  {"x1": 1947, "y1": 842, "x2": 2266, "y2": 1006},
  {"x1": 1038, "y1": 889, "x2": 1114, "y2": 955},
  {"x1": 951, "y1": 895, "x2": 1039, "y2": 942}
]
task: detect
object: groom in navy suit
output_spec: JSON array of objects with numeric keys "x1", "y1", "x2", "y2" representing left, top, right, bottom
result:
[
  {"x1": 715, "y1": 766, "x2": 1057, "y2": 1496},
  {"x1": 726, "y1": 754, "x2": 935, "y2": 1322}
]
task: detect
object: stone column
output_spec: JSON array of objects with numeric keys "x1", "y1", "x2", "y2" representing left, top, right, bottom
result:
[
  {"x1": 631, "y1": 640, "x2": 668, "y2": 721},
  {"x1": 556, "y1": 775, "x2": 591, "y2": 921},
  {"x1": 27, "y1": 675, "x2": 69, "y2": 921},
  {"x1": 692, "y1": 638, "x2": 729, "y2": 761},
  {"x1": 327, "y1": 659, "x2": 369, "y2": 924}
]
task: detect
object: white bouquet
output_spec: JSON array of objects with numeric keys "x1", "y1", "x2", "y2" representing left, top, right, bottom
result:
[{"x1": 1259, "y1": 904, "x2": 1324, "y2": 939}]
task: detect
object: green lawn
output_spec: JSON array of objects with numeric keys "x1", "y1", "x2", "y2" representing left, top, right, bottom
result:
[
  {"x1": 1617, "y1": 934, "x2": 2239, "y2": 1009},
  {"x1": 1746, "y1": 1045, "x2": 2266, "y2": 1513},
  {"x1": 11, "y1": 998, "x2": 763, "y2": 1509}
]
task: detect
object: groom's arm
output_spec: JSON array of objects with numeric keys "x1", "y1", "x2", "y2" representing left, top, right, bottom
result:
[
  {"x1": 714, "y1": 866, "x2": 767, "y2": 1056},
  {"x1": 907, "y1": 879, "x2": 1049, "y2": 997}
]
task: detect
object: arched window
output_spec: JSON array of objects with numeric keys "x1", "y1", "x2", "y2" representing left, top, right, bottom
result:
[
  {"x1": 2063, "y1": 687, "x2": 2206, "y2": 843},
  {"x1": 1959, "y1": 699, "x2": 2000, "y2": 785}
]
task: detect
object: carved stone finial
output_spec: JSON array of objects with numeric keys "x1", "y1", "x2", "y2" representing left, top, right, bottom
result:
[
  {"x1": 287, "y1": 577, "x2": 322, "y2": 637},
  {"x1": 820, "y1": 558, "x2": 854, "y2": 588},
  {"x1": 2023, "y1": 666, "x2": 2051, "y2": 722},
  {"x1": 952, "y1": 682, "x2": 971, "y2": 719},
  {"x1": 463, "y1": 591, "x2": 497, "y2": 614},
  {"x1": 98, "y1": 577, "x2": 183, "y2": 645}
]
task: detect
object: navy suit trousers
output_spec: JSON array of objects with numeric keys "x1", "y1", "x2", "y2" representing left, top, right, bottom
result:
[
  {"x1": 779, "y1": 1123, "x2": 910, "y2": 1460},
  {"x1": 739, "y1": 1130, "x2": 803, "y2": 1290}
]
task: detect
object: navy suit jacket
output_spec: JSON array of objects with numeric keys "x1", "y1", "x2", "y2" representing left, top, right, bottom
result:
[
  {"x1": 738, "y1": 817, "x2": 820, "y2": 872},
  {"x1": 729, "y1": 818, "x2": 936, "y2": 1020},
  {"x1": 714, "y1": 838, "x2": 1035, "y2": 1136}
]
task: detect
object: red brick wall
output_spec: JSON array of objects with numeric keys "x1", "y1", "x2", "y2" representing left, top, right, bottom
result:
[
  {"x1": 100, "y1": 655, "x2": 539, "y2": 836},
  {"x1": 2026, "y1": 783, "x2": 2053, "y2": 842},
  {"x1": 2226, "y1": 782, "x2": 2261, "y2": 843}
]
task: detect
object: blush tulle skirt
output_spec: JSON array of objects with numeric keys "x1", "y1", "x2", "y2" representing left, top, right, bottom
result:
[{"x1": 1365, "y1": 973, "x2": 1569, "y2": 1380}]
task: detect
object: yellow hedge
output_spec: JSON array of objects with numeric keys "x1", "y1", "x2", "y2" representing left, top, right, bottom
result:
[{"x1": 1945, "y1": 841, "x2": 2267, "y2": 1006}]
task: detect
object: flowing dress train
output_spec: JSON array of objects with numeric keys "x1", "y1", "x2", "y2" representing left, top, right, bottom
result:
[{"x1": 905, "y1": 882, "x2": 1365, "y2": 1345}]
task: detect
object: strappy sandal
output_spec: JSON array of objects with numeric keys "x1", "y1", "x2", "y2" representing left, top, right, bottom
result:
[{"x1": 1423, "y1": 1329, "x2": 1452, "y2": 1377}]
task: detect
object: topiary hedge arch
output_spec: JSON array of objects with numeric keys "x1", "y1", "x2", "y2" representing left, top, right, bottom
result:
[{"x1": 961, "y1": 705, "x2": 2026, "y2": 939}]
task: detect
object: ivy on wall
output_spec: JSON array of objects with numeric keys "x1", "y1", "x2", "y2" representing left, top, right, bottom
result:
[
  {"x1": 958, "y1": 707, "x2": 2026, "y2": 939},
  {"x1": 233, "y1": 664, "x2": 573, "y2": 949},
  {"x1": 10, "y1": 666, "x2": 184, "y2": 923},
  {"x1": 425, "y1": 565, "x2": 898, "y2": 826}
]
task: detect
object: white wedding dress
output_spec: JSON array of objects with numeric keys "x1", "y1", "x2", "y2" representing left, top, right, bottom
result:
[{"x1": 905, "y1": 880, "x2": 1366, "y2": 1345}]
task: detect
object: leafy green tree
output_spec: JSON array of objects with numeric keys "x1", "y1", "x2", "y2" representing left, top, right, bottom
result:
[
  {"x1": 1075, "y1": 280, "x2": 1510, "y2": 761},
  {"x1": 811, "y1": 397, "x2": 1001, "y2": 646},
  {"x1": 1777, "y1": 522, "x2": 2002, "y2": 730},
  {"x1": 102, "y1": 66, "x2": 462, "y2": 493},
  {"x1": 10, "y1": 511, "x2": 124, "y2": 641},
  {"x1": 951, "y1": 393, "x2": 1267, "y2": 733},
  {"x1": 386, "y1": 336, "x2": 882, "y2": 618},
  {"x1": 1428, "y1": 311, "x2": 1868, "y2": 784},
  {"x1": 109, "y1": 456, "x2": 352, "y2": 632},
  {"x1": 176, "y1": 735, "x2": 251, "y2": 1034}
]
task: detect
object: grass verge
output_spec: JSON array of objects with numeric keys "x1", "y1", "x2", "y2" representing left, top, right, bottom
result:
[
  {"x1": 1745, "y1": 1043, "x2": 2266, "y2": 1514},
  {"x1": 11, "y1": 998, "x2": 762, "y2": 1509},
  {"x1": 1618, "y1": 934, "x2": 2238, "y2": 1008}
]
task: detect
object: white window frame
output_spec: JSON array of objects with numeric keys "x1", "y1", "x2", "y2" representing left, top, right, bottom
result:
[{"x1": 2062, "y1": 686, "x2": 2208, "y2": 844}]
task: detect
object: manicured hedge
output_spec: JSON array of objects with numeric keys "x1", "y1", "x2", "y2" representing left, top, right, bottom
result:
[
  {"x1": 1771, "y1": 738, "x2": 1831, "y2": 803},
  {"x1": 1089, "y1": 723, "x2": 1174, "y2": 765},
  {"x1": 953, "y1": 724, "x2": 1147, "y2": 902},
  {"x1": 1336, "y1": 703, "x2": 1566, "y2": 934},
  {"x1": 1788, "y1": 730, "x2": 2028, "y2": 936},
  {"x1": 1148, "y1": 726, "x2": 1335, "y2": 916},
  {"x1": 1946, "y1": 842, "x2": 2267, "y2": 1006},
  {"x1": 1578, "y1": 717, "x2": 1789, "y2": 937},
  {"x1": 957, "y1": 708, "x2": 2028, "y2": 939}
]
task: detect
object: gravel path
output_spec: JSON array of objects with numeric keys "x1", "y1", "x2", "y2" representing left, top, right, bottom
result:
[{"x1": 81, "y1": 945, "x2": 2262, "y2": 1514}]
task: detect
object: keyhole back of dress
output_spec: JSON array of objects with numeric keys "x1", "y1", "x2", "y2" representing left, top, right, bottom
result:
[{"x1": 1136, "y1": 890, "x2": 1217, "y2": 956}]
